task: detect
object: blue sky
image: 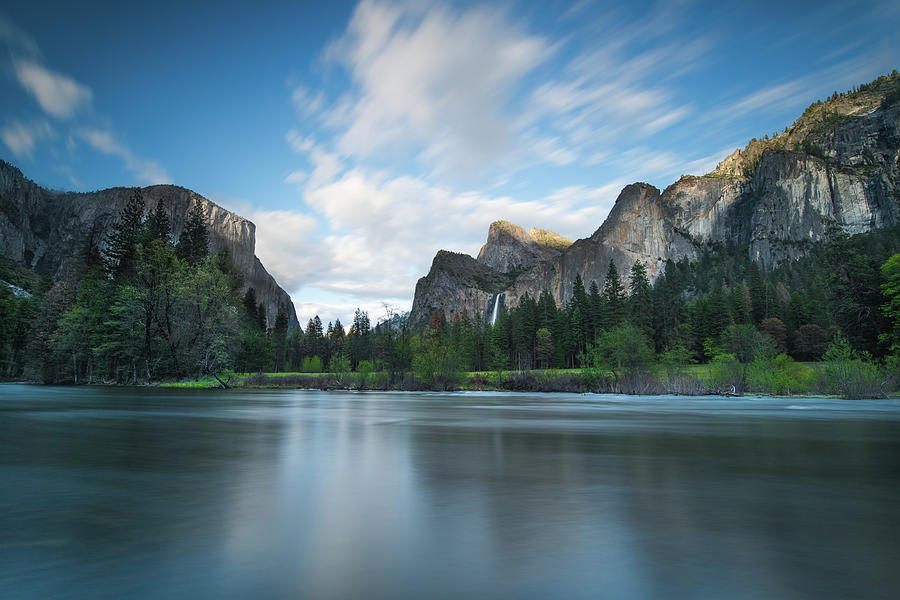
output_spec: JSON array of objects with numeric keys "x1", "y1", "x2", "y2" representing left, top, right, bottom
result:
[{"x1": 2, "y1": 0, "x2": 898, "y2": 325}]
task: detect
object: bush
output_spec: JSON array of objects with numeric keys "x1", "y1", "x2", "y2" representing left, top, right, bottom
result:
[
  {"x1": 747, "y1": 353, "x2": 814, "y2": 395},
  {"x1": 819, "y1": 334, "x2": 888, "y2": 398},
  {"x1": 411, "y1": 337, "x2": 462, "y2": 390},
  {"x1": 708, "y1": 353, "x2": 745, "y2": 393},
  {"x1": 720, "y1": 324, "x2": 775, "y2": 363},
  {"x1": 300, "y1": 355, "x2": 323, "y2": 373},
  {"x1": 330, "y1": 356, "x2": 350, "y2": 373}
]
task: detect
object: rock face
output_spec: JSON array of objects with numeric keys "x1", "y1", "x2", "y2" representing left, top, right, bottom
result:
[
  {"x1": 411, "y1": 73, "x2": 900, "y2": 326},
  {"x1": 476, "y1": 220, "x2": 571, "y2": 272},
  {"x1": 411, "y1": 251, "x2": 509, "y2": 326},
  {"x1": 0, "y1": 161, "x2": 299, "y2": 329}
]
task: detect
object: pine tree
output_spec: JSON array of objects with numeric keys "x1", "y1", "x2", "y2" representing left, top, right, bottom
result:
[
  {"x1": 588, "y1": 280, "x2": 602, "y2": 340},
  {"x1": 177, "y1": 200, "x2": 209, "y2": 265},
  {"x1": 103, "y1": 188, "x2": 145, "y2": 280},
  {"x1": 628, "y1": 261, "x2": 653, "y2": 340},
  {"x1": 601, "y1": 261, "x2": 626, "y2": 331},
  {"x1": 256, "y1": 303, "x2": 267, "y2": 332},
  {"x1": 652, "y1": 260, "x2": 684, "y2": 352},
  {"x1": 330, "y1": 319, "x2": 346, "y2": 360},
  {"x1": 242, "y1": 288, "x2": 261, "y2": 330},
  {"x1": 536, "y1": 290, "x2": 557, "y2": 329},
  {"x1": 571, "y1": 274, "x2": 590, "y2": 347},
  {"x1": 271, "y1": 304, "x2": 289, "y2": 371},
  {"x1": 145, "y1": 197, "x2": 172, "y2": 244}
]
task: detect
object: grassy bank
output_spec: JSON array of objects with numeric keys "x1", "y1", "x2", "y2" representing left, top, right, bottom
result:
[{"x1": 165, "y1": 362, "x2": 897, "y2": 398}]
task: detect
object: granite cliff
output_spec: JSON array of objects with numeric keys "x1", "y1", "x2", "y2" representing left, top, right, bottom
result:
[
  {"x1": 411, "y1": 72, "x2": 900, "y2": 325},
  {"x1": 0, "y1": 161, "x2": 298, "y2": 329},
  {"x1": 476, "y1": 220, "x2": 572, "y2": 272}
]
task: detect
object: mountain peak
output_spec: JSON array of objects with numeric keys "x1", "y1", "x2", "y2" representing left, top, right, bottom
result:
[{"x1": 477, "y1": 220, "x2": 570, "y2": 273}]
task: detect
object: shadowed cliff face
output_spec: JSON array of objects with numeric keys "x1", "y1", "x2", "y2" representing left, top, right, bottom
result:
[
  {"x1": 411, "y1": 75, "x2": 900, "y2": 325},
  {"x1": 0, "y1": 161, "x2": 299, "y2": 329}
]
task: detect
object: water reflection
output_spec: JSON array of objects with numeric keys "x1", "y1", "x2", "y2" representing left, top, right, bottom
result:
[{"x1": 1, "y1": 386, "x2": 898, "y2": 599}]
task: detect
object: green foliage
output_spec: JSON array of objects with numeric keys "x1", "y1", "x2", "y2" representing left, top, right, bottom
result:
[
  {"x1": 0, "y1": 255, "x2": 46, "y2": 295},
  {"x1": 660, "y1": 344, "x2": 693, "y2": 377},
  {"x1": 300, "y1": 355, "x2": 323, "y2": 373},
  {"x1": 584, "y1": 324, "x2": 654, "y2": 380},
  {"x1": 144, "y1": 197, "x2": 172, "y2": 244},
  {"x1": 747, "y1": 354, "x2": 814, "y2": 395},
  {"x1": 820, "y1": 334, "x2": 887, "y2": 399},
  {"x1": 880, "y1": 254, "x2": 900, "y2": 362},
  {"x1": 794, "y1": 324, "x2": 830, "y2": 361},
  {"x1": 707, "y1": 353, "x2": 744, "y2": 393},
  {"x1": 600, "y1": 261, "x2": 626, "y2": 331},
  {"x1": 881, "y1": 87, "x2": 900, "y2": 109},
  {"x1": 103, "y1": 188, "x2": 145, "y2": 280},
  {"x1": 411, "y1": 334, "x2": 462, "y2": 390},
  {"x1": 534, "y1": 327, "x2": 553, "y2": 370},
  {"x1": 237, "y1": 329, "x2": 274, "y2": 373},
  {"x1": 354, "y1": 359, "x2": 375, "y2": 389},
  {"x1": 628, "y1": 261, "x2": 653, "y2": 340},
  {"x1": 0, "y1": 287, "x2": 37, "y2": 378},
  {"x1": 720, "y1": 323, "x2": 775, "y2": 363},
  {"x1": 330, "y1": 355, "x2": 350, "y2": 373},
  {"x1": 176, "y1": 200, "x2": 209, "y2": 266}
]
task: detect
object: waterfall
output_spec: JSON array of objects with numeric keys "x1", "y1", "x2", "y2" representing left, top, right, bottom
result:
[{"x1": 489, "y1": 293, "x2": 501, "y2": 326}]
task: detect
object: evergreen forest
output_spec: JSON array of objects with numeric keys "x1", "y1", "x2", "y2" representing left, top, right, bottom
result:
[{"x1": 2, "y1": 191, "x2": 899, "y2": 398}]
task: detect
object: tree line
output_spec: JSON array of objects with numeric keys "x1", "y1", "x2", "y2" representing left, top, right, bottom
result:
[
  {"x1": 260, "y1": 225, "x2": 900, "y2": 394},
  {"x1": 0, "y1": 189, "x2": 291, "y2": 383},
  {"x1": 1, "y1": 199, "x2": 899, "y2": 394}
]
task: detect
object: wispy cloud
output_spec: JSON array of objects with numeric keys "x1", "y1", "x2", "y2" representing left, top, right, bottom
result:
[
  {"x1": 13, "y1": 60, "x2": 93, "y2": 119},
  {"x1": 1, "y1": 120, "x2": 53, "y2": 159},
  {"x1": 0, "y1": 16, "x2": 171, "y2": 187},
  {"x1": 705, "y1": 55, "x2": 885, "y2": 127},
  {"x1": 77, "y1": 128, "x2": 171, "y2": 184},
  {"x1": 325, "y1": 0, "x2": 551, "y2": 177},
  {"x1": 0, "y1": 15, "x2": 40, "y2": 58},
  {"x1": 290, "y1": 84, "x2": 326, "y2": 118}
]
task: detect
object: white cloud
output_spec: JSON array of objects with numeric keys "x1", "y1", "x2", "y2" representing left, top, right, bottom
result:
[
  {"x1": 1, "y1": 120, "x2": 53, "y2": 159},
  {"x1": 247, "y1": 162, "x2": 622, "y2": 324},
  {"x1": 243, "y1": 208, "x2": 325, "y2": 293},
  {"x1": 291, "y1": 294, "x2": 405, "y2": 328},
  {"x1": 13, "y1": 59, "x2": 93, "y2": 119},
  {"x1": 290, "y1": 85, "x2": 325, "y2": 118},
  {"x1": 328, "y1": 0, "x2": 551, "y2": 176},
  {"x1": 77, "y1": 128, "x2": 171, "y2": 184},
  {"x1": 286, "y1": 130, "x2": 344, "y2": 188},
  {"x1": 1, "y1": 17, "x2": 171, "y2": 188}
]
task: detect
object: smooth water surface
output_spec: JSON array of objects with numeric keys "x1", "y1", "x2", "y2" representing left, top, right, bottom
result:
[{"x1": 1, "y1": 385, "x2": 899, "y2": 599}]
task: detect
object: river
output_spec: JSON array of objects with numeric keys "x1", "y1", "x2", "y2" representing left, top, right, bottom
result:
[{"x1": 1, "y1": 385, "x2": 899, "y2": 599}]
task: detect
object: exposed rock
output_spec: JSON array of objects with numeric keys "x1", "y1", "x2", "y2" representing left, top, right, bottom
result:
[
  {"x1": 412, "y1": 72, "x2": 900, "y2": 325},
  {"x1": 476, "y1": 220, "x2": 569, "y2": 272},
  {"x1": 411, "y1": 250, "x2": 511, "y2": 325},
  {"x1": 0, "y1": 161, "x2": 298, "y2": 329},
  {"x1": 529, "y1": 227, "x2": 573, "y2": 252},
  {"x1": 1, "y1": 279, "x2": 31, "y2": 298}
]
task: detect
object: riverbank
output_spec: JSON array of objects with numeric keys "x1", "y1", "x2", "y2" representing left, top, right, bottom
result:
[{"x1": 159, "y1": 364, "x2": 898, "y2": 399}]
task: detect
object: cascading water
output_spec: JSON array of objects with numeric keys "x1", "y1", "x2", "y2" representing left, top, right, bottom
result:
[{"x1": 489, "y1": 293, "x2": 502, "y2": 326}]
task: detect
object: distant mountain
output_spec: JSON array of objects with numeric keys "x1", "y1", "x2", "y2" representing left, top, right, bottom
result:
[
  {"x1": 0, "y1": 161, "x2": 299, "y2": 329},
  {"x1": 411, "y1": 71, "x2": 900, "y2": 326}
]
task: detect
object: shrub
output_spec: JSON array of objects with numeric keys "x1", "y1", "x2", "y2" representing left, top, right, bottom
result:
[
  {"x1": 330, "y1": 356, "x2": 350, "y2": 373},
  {"x1": 747, "y1": 353, "x2": 814, "y2": 395},
  {"x1": 708, "y1": 353, "x2": 745, "y2": 394},
  {"x1": 819, "y1": 334, "x2": 888, "y2": 398},
  {"x1": 300, "y1": 355, "x2": 323, "y2": 373}
]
